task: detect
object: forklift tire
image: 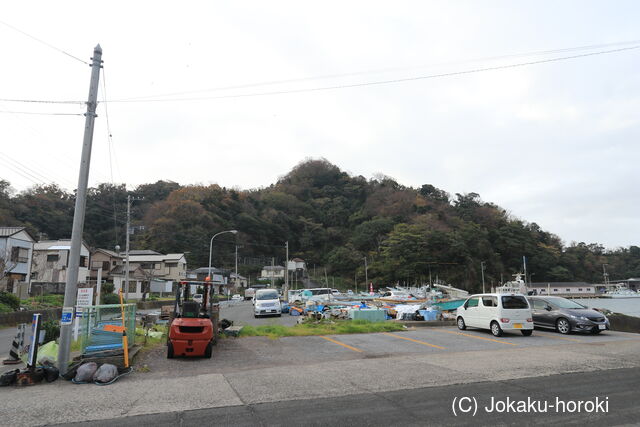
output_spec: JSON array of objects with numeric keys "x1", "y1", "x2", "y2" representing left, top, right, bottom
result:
[
  {"x1": 167, "y1": 342, "x2": 174, "y2": 359},
  {"x1": 204, "y1": 341, "x2": 213, "y2": 358}
]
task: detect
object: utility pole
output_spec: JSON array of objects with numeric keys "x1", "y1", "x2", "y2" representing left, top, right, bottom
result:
[
  {"x1": 602, "y1": 264, "x2": 609, "y2": 285},
  {"x1": 235, "y1": 245, "x2": 239, "y2": 291},
  {"x1": 271, "y1": 257, "x2": 275, "y2": 288},
  {"x1": 364, "y1": 256, "x2": 368, "y2": 288},
  {"x1": 480, "y1": 261, "x2": 486, "y2": 293},
  {"x1": 284, "y1": 241, "x2": 289, "y2": 298},
  {"x1": 58, "y1": 45, "x2": 102, "y2": 376},
  {"x1": 124, "y1": 195, "x2": 131, "y2": 301}
]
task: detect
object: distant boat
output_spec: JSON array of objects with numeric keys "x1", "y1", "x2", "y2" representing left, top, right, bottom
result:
[{"x1": 606, "y1": 286, "x2": 640, "y2": 298}]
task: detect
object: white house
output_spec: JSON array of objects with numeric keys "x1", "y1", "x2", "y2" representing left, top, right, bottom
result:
[
  {"x1": 31, "y1": 239, "x2": 90, "y2": 294},
  {"x1": 529, "y1": 282, "x2": 597, "y2": 296},
  {"x1": 124, "y1": 250, "x2": 187, "y2": 282},
  {"x1": 260, "y1": 265, "x2": 285, "y2": 280},
  {"x1": 0, "y1": 227, "x2": 35, "y2": 295},
  {"x1": 287, "y1": 258, "x2": 306, "y2": 271}
]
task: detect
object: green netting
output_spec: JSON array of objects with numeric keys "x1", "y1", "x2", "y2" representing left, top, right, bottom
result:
[{"x1": 77, "y1": 304, "x2": 136, "y2": 355}]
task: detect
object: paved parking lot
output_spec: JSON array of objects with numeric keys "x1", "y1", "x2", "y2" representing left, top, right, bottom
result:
[{"x1": 139, "y1": 324, "x2": 640, "y2": 379}]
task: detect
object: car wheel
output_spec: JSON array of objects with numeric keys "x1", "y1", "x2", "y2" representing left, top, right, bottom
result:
[
  {"x1": 556, "y1": 318, "x2": 571, "y2": 335},
  {"x1": 591, "y1": 328, "x2": 602, "y2": 335},
  {"x1": 167, "y1": 342, "x2": 174, "y2": 359},
  {"x1": 204, "y1": 341, "x2": 213, "y2": 358},
  {"x1": 277, "y1": 313, "x2": 282, "y2": 317},
  {"x1": 457, "y1": 317, "x2": 466, "y2": 330},
  {"x1": 490, "y1": 321, "x2": 503, "y2": 337},
  {"x1": 521, "y1": 330, "x2": 533, "y2": 336}
]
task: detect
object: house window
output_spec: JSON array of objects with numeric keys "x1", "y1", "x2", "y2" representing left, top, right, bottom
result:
[
  {"x1": 586, "y1": 288, "x2": 591, "y2": 291},
  {"x1": 566, "y1": 288, "x2": 570, "y2": 292},
  {"x1": 129, "y1": 281, "x2": 137, "y2": 293},
  {"x1": 31, "y1": 272, "x2": 38, "y2": 280},
  {"x1": 112, "y1": 260, "x2": 117, "y2": 266},
  {"x1": 553, "y1": 289, "x2": 558, "y2": 292},
  {"x1": 102, "y1": 261, "x2": 110, "y2": 271},
  {"x1": 80, "y1": 256, "x2": 88, "y2": 267},
  {"x1": 141, "y1": 263, "x2": 154, "y2": 269},
  {"x1": 11, "y1": 247, "x2": 29, "y2": 263},
  {"x1": 578, "y1": 288, "x2": 583, "y2": 292},
  {"x1": 47, "y1": 254, "x2": 59, "y2": 262},
  {"x1": 166, "y1": 262, "x2": 178, "y2": 268}
]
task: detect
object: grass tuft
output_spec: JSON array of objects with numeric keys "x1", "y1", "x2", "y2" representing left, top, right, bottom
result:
[{"x1": 239, "y1": 320, "x2": 404, "y2": 339}]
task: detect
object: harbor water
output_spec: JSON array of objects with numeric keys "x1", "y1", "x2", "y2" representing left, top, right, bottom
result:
[{"x1": 571, "y1": 297, "x2": 640, "y2": 318}]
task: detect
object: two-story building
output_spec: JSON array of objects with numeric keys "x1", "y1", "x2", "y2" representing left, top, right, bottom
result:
[
  {"x1": 89, "y1": 248, "x2": 123, "y2": 283},
  {"x1": 111, "y1": 250, "x2": 187, "y2": 299},
  {"x1": 287, "y1": 258, "x2": 306, "y2": 271},
  {"x1": 260, "y1": 265, "x2": 285, "y2": 280},
  {"x1": 31, "y1": 239, "x2": 90, "y2": 294},
  {"x1": 0, "y1": 227, "x2": 35, "y2": 295}
]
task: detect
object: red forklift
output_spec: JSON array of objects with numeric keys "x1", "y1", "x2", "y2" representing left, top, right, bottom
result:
[{"x1": 167, "y1": 280, "x2": 218, "y2": 359}]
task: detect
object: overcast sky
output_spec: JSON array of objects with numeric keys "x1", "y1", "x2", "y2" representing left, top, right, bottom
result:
[{"x1": 1, "y1": 1, "x2": 638, "y2": 249}]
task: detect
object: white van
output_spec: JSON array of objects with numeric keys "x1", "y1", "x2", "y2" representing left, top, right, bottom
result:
[
  {"x1": 253, "y1": 288, "x2": 282, "y2": 317},
  {"x1": 456, "y1": 293, "x2": 534, "y2": 337}
]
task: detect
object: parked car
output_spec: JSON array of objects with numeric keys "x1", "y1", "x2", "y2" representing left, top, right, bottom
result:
[
  {"x1": 253, "y1": 288, "x2": 282, "y2": 317},
  {"x1": 231, "y1": 294, "x2": 243, "y2": 301},
  {"x1": 527, "y1": 296, "x2": 609, "y2": 334},
  {"x1": 456, "y1": 293, "x2": 534, "y2": 337}
]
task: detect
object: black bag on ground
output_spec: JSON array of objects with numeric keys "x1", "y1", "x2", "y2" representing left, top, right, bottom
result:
[
  {"x1": 43, "y1": 364, "x2": 59, "y2": 382},
  {"x1": 0, "y1": 369, "x2": 19, "y2": 386}
]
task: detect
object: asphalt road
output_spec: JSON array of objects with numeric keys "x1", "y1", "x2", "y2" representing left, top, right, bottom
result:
[
  {"x1": 218, "y1": 300, "x2": 299, "y2": 327},
  {"x1": 64, "y1": 367, "x2": 640, "y2": 426}
]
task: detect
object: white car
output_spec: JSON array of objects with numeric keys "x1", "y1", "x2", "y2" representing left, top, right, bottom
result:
[
  {"x1": 456, "y1": 293, "x2": 534, "y2": 337},
  {"x1": 231, "y1": 294, "x2": 243, "y2": 301},
  {"x1": 253, "y1": 288, "x2": 282, "y2": 317}
]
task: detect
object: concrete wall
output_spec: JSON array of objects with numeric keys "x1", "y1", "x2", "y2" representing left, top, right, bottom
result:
[{"x1": 0, "y1": 308, "x2": 62, "y2": 326}]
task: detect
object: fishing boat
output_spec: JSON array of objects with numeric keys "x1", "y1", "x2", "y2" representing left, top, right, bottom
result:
[{"x1": 606, "y1": 285, "x2": 640, "y2": 298}]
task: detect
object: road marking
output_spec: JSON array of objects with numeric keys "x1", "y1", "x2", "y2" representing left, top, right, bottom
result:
[
  {"x1": 533, "y1": 333, "x2": 583, "y2": 343},
  {"x1": 320, "y1": 336, "x2": 363, "y2": 353},
  {"x1": 435, "y1": 329, "x2": 518, "y2": 346},
  {"x1": 382, "y1": 332, "x2": 446, "y2": 349}
]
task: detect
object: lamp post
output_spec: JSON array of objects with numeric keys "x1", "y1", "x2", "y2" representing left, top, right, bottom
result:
[{"x1": 207, "y1": 230, "x2": 238, "y2": 296}]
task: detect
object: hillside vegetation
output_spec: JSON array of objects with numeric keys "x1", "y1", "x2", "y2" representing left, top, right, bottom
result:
[{"x1": 1, "y1": 159, "x2": 638, "y2": 290}]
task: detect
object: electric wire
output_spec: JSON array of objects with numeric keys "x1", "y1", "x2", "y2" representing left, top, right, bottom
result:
[
  {"x1": 107, "y1": 45, "x2": 640, "y2": 103},
  {"x1": 116, "y1": 39, "x2": 640, "y2": 101},
  {"x1": 0, "y1": 110, "x2": 83, "y2": 116},
  {"x1": 100, "y1": 66, "x2": 121, "y2": 245},
  {"x1": 0, "y1": 19, "x2": 90, "y2": 65}
]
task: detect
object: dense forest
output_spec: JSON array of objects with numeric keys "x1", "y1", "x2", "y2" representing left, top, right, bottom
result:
[{"x1": 1, "y1": 159, "x2": 639, "y2": 291}]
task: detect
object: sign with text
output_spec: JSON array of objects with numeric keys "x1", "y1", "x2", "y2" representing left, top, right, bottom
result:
[
  {"x1": 61, "y1": 307, "x2": 74, "y2": 325},
  {"x1": 76, "y1": 287, "x2": 94, "y2": 307}
]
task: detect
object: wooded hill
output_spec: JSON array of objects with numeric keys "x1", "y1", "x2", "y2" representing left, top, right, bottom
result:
[{"x1": 2, "y1": 159, "x2": 638, "y2": 290}]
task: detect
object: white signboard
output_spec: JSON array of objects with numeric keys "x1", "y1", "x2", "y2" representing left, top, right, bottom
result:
[{"x1": 76, "y1": 287, "x2": 94, "y2": 307}]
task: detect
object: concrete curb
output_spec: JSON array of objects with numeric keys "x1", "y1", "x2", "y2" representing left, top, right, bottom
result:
[{"x1": 392, "y1": 320, "x2": 456, "y2": 328}]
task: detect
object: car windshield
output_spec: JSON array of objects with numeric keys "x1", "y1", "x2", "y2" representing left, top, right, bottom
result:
[
  {"x1": 501, "y1": 295, "x2": 529, "y2": 309},
  {"x1": 257, "y1": 291, "x2": 279, "y2": 300},
  {"x1": 550, "y1": 298, "x2": 586, "y2": 309}
]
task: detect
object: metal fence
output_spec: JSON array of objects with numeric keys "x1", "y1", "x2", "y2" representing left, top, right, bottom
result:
[{"x1": 77, "y1": 304, "x2": 136, "y2": 355}]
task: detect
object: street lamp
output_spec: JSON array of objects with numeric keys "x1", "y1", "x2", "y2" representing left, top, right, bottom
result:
[{"x1": 207, "y1": 230, "x2": 238, "y2": 296}]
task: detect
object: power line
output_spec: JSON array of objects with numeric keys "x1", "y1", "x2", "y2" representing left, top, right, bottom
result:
[
  {"x1": 0, "y1": 19, "x2": 90, "y2": 65},
  {"x1": 0, "y1": 110, "x2": 82, "y2": 116},
  {"x1": 100, "y1": 66, "x2": 122, "y2": 245},
  {"x1": 0, "y1": 99, "x2": 84, "y2": 105},
  {"x1": 108, "y1": 45, "x2": 640, "y2": 104},
  {"x1": 116, "y1": 39, "x2": 640, "y2": 102}
]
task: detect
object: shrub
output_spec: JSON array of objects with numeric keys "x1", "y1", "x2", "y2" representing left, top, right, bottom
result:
[
  {"x1": 0, "y1": 291, "x2": 20, "y2": 311},
  {"x1": 0, "y1": 302, "x2": 13, "y2": 313},
  {"x1": 42, "y1": 319, "x2": 60, "y2": 342},
  {"x1": 102, "y1": 282, "x2": 115, "y2": 294},
  {"x1": 102, "y1": 293, "x2": 120, "y2": 305}
]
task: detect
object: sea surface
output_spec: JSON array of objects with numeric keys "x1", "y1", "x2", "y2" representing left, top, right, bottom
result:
[{"x1": 571, "y1": 297, "x2": 640, "y2": 318}]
